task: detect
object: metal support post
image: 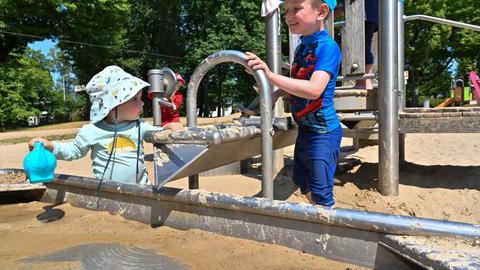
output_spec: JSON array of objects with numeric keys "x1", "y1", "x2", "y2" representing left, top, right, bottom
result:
[
  {"x1": 265, "y1": 8, "x2": 284, "y2": 177},
  {"x1": 147, "y1": 70, "x2": 164, "y2": 127},
  {"x1": 148, "y1": 69, "x2": 165, "y2": 188},
  {"x1": 398, "y1": 0, "x2": 406, "y2": 163},
  {"x1": 378, "y1": 0, "x2": 399, "y2": 196}
]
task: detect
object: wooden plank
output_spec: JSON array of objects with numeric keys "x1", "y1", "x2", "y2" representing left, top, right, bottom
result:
[
  {"x1": 341, "y1": 0, "x2": 365, "y2": 76},
  {"x1": 399, "y1": 116, "x2": 480, "y2": 133}
]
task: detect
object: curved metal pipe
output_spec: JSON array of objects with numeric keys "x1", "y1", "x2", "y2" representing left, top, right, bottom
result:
[
  {"x1": 186, "y1": 50, "x2": 274, "y2": 199},
  {"x1": 45, "y1": 174, "x2": 480, "y2": 239}
]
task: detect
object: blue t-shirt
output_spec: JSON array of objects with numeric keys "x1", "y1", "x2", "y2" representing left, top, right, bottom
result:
[{"x1": 290, "y1": 30, "x2": 342, "y2": 133}]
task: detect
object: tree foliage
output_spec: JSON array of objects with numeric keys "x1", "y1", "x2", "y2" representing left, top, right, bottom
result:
[
  {"x1": 404, "y1": 0, "x2": 480, "y2": 105},
  {"x1": 1, "y1": 0, "x2": 479, "y2": 128},
  {"x1": 0, "y1": 49, "x2": 52, "y2": 128}
]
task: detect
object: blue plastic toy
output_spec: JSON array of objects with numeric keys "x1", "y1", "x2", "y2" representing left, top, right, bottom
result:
[{"x1": 23, "y1": 141, "x2": 57, "y2": 183}]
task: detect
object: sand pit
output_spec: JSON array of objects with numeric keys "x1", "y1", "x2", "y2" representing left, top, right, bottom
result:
[
  {"x1": 0, "y1": 201, "x2": 367, "y2": 270},
  {"x1": 1, "y1": 120, "x2": 479, "y2": 268},
  {"x1": 0, "y1": 172, "x2": 26, "y2": 185}
]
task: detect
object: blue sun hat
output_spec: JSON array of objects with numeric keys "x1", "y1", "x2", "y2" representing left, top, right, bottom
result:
[{"x1": 85, "y1": 66, "x2": 150, "y2": 124}]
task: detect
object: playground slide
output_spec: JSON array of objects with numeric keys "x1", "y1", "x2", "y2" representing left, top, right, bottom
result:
[
  {"x1": 469, "y1": 71, "x2": 480, "y2": 104},
  {"x1": 435, "y1": 97, "x2": 454, "y2": 108}
]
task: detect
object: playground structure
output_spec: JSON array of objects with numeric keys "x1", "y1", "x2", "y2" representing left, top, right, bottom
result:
[
  {"x1": 4, "y1": 1, "x2": 480, "y2": 269},
  {"x1": 470, "y1": 71, "x2": 480, "y2": 104},
  {"x1": 435, "y1": 73, "x2": 480, "y2": 108},
  {"x1": 145, "y1": 0, "x2": 480, "y2": 198}
]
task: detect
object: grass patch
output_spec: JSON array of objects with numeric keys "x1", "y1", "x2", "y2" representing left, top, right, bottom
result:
[{"x1": 0, "y1": 134, "x2": 77, "y2": 145}]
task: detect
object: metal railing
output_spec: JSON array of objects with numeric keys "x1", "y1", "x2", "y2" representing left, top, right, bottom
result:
[{"x1": 403, "y1": 14, "x2": 480, "y2": 32}]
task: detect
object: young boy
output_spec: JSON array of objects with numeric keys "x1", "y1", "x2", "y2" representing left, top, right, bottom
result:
[
  {"x1": 28, "y1": 66, "x2": 182, "y2": 186},
  {"x1": 246, "y1": 0, "x2": 341, "y2": 206}
]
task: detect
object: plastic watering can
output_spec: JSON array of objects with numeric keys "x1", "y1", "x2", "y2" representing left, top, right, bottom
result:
[{"x1": 23, "y1": 141, "x2": 57, "y2": 183}]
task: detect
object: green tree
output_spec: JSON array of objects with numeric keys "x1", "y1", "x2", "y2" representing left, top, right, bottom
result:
[
  {"x1": 181, "y1": 0, "x2": 267, "y2": 116},
  {"x1": 0, "y1": 49, "x2": 54, "y2": 129},
  {"x1": 404, "y1": 0, "x2": 480, "y2": 106},
  {"x1": 0, "y1": 0, "x2": 62, "y2": 61},
  {"x1": 48, "y1": 47, "x2": 86, "y2": 122}
]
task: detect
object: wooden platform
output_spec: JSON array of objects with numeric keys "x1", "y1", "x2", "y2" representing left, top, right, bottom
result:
[{"x1": 399, "y1": 107, "x2": 480, "y2": 133}]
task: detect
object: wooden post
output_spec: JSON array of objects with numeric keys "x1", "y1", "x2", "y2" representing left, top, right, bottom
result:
[{"x1": 341, "y1": 0, "x2": 366, "y2": 76}]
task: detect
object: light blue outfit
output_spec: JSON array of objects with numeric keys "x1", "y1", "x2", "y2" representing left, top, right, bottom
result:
[
  {"x1": 53, "y1": 119, "x2": 163, "y2": 185},
  {"x1": 52, "y1": 65, "x2": 162, "y2": 185}
]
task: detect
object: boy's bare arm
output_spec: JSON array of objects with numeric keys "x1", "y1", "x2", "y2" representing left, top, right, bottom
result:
[
  {"x1": 246, "y1": 52, "x2": 331, "y2": 100},
  {"x1": 269, "y1": 71, "x2": 331, "y2": 99}
]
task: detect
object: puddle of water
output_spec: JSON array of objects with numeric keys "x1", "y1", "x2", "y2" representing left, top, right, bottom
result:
[{"x1": 21, "y1": 243, "x2": 190, "y2": 270}]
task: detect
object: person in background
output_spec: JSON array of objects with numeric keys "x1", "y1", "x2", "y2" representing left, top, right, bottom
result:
[
  {"x1": 160, "y1": 73, "x2": 185, "y2": 127},
  {"x1": 336, "y1": 0, "x2": 378, "y2": 89}
]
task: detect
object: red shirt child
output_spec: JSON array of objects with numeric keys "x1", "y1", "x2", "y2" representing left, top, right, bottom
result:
[
  {"x1": 160, "y1": 73, "x2": 185, "y2": 127},
  {"x1": 161, "y1": 92, "x2": 182, "y2": 126}
]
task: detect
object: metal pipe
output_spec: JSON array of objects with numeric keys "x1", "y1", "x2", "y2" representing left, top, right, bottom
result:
[
  {"x1": 186, "y1": 50, "x2": 273, "y2": 199},
  {"x1": 398, "y1": 1, "x2": 406, "y2": 163},
  {"x1": 46, "y1": 175, "x2": 480, "y2": 239},
  {"x1": 334, "y1": 21, "x2": 345, "y2": 27},
  {"x1": 334, "y1": 89, "x2": 370, "y2": 97},
  {"x1": 147, "y1": 70, "x2": 164, "y2": 127},
  {"x1": 378, "y1": 0, "x2": 399, "y2": 195},
  {"x1": 337, "y1": 113, "x2": 377, "y2": 121},
  {"x1": 404, "y1": 15, "x2": 480, "y2": 32},
  {"x1": 266, "y1": 7, "x2": 285, "y2": 178},
  {"x1": 145, "y1": 125, "x2": 261, "y2": 146},
  {"x1": 337, "y1": 73, "x2": 376, "y2": 81},
  {"x1": 158, "y1": 99, "x2": 176, "y2": 110}
]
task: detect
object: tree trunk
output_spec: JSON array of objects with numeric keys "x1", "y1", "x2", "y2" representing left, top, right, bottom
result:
[{"x1": 199, "y1": 77, "x2": 210, "y2": 117}]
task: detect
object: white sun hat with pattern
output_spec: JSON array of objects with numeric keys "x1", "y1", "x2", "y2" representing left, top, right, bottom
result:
[{"x1": 85, "y1": 66, "x2": 150, "y2": 124}]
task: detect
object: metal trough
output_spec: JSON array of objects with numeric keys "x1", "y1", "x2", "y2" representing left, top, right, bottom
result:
[
  {"x1": 32, "y1": 172, "x2": 480, "y2": 270},
  {"x1": 144, "y1": 123, "x2": 298, "y2": 187}
]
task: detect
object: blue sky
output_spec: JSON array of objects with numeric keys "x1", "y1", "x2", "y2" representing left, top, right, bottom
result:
[
  {"x1": 28, "y1": 39, "x2": 62, "y2": 81},
  {"x1": 28, "y1": 39, "x2": 57, "y2": 57}
]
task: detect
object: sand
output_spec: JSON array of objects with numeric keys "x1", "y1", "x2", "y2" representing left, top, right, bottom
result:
[
  {"x1": 1, "y1": 126, "x2": 479, "y2": 224},
  {"x1": 0, "y1": 201, "x2": 367, "y2": 270},
  {"x1": 1, "y1": 119, "x2": 479, "y2": 268}
]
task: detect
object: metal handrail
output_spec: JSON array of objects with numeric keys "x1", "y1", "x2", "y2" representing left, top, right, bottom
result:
[
  {"x1": 403, "y1": 14, "x2": 480, "y2": 32},
  {"x1": 186, "y1": 50, "x2": 274, "y2": 199}
]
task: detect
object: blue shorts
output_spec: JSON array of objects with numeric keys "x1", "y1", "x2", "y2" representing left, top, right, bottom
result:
[{"x1": 292, "y1": 125, "x2": 342, "y2": 206}]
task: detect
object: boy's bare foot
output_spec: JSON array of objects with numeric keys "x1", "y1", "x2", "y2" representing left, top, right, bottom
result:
[
  {"x1": 305, "y1": 192, "x2": 336, "y2": 208},
  {"x1": 305, "y1": 192, "x2": 316, "y2": 204},
  {"x1": 354, "y1": 79, "x2": 373, "y2": 90}
]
